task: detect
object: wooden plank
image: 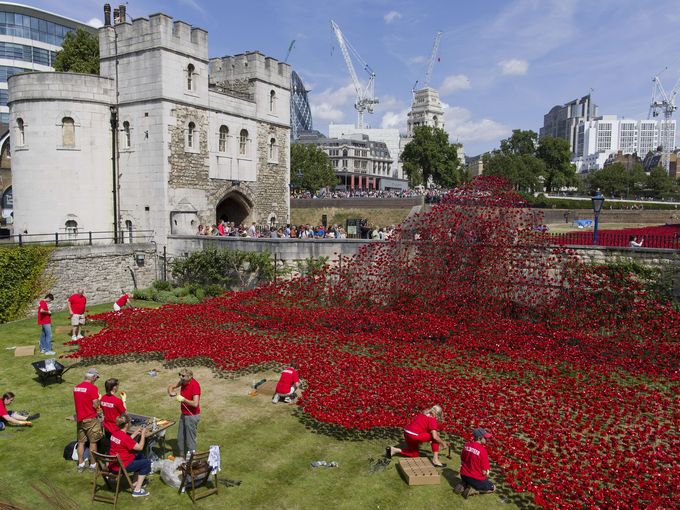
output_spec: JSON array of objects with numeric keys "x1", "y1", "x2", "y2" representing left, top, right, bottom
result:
[{"x1": 15, "y1": 346, "x2": 35, "y2": 357}]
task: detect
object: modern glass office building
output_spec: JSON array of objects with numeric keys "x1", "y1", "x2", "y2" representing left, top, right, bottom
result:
[
  {"x1": 290, "y1": 70, "x2": 312, "y2": 140},
  {"x1": 0, "y1": 2, "x2": 96, "y2": 124}
]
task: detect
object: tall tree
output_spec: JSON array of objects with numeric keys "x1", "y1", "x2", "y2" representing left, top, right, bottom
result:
[
  {"x1": 290, "y1": 143, "x2": 337, "y2": 193},
  {"x1": 482, "y1": 152, "x2": 546, "y2": 193},
  {"x1": 536, "y1": 136, "x2": 576, "y2": 192},
  {"x1": 500, "y1": 129, "x2": 538, "y2": 156},
  {"x1": 647, "y1": 166, "x2": 677, "y2": 197},
  {"x1": 401, "y1": 126, "x2": 463, "y2": 187},
  {"x1": 53, "y1": 28, "x2": 100, "y2": 75},
  {"x1": 588, "y1": 163, "x2": 647, "y2": 197}
]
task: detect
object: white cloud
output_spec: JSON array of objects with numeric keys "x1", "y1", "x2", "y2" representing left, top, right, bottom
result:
[
  {"x1": 309, "y1": 83, "x2": 356, "y2": 123},
  {"x1": 380, "y1": 108, "x2": 410, "y2": 130},
  {"x1": 87, "y1": 17, "x2": 103, "y2": 28},
  {"x1": 442, "y1": 103, "x2": 510, "y2": 144},
  {"x1": 408, "y1": 55, "x2": 427, "y2": 65},
  {"x1": 384, "y1": 11, "x2": 402, "y2": 24},
  {"x1": 440, "y1": 74, "x2": 471, "y2": 95},
  {"x1": 498, "y1": 59, "x2": 529, "y2": 75}
]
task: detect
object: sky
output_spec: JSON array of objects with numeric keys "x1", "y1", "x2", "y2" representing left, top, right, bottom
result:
[{"x1": 27, "y1": 0, "x2": 680, "y2": 155}]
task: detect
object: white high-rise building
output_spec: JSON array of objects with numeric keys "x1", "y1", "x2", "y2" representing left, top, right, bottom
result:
[{"x1": 573, "y1": 116, "x2": 675, "y2": 172}]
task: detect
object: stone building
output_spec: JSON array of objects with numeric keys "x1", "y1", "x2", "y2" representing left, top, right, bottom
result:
[
  {"x1": 8, "y1": 9, "x2": 290, "y2": 244},
  {"x1": 297, "y1": 131, "x2": 393, "y2": 190}
]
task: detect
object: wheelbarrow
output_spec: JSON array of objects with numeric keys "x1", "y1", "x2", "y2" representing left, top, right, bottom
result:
[{"x1": 31, "y1": 359, "x2": 74, "y2": 386}]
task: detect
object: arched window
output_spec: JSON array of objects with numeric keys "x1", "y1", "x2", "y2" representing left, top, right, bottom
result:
[
  {"x1": 268, "y1": 137, "x2": 277, "y2": 161},
  {"x1": 342, "y1": 149, "x2": 348, "y2": 157},
  {"x1": 16, "y1": 118, "x2": 24, "y2": 146},
  {"x1": 239, "y1": 129, "x2": 248, "y2": 156},
  {"x1": 65, "y1": 220, "x2": 78, "y2": 238},
  {"x1": 187, "y1": 122, "x2": 196, "y2": 149},
  {"x1": 269, "y1": 90, "x2": 276, "y2": 113},
  {"x1": 125, "y1": 219, "x2": 133, "y2": 243},
  {"x1": 62, "y1": 117, "x2": 75, "y2": 148},
  {"x1": 123, "y1": 121, "x2": 131, "y2": 148},
  {"x1": 219, "y1": 125, "x2": 228, "y2": 153},
  {"x1": 187, "y1": 64, "x2": 195, "y2": 91}
]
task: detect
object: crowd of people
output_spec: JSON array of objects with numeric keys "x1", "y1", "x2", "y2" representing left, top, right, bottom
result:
[
  {"x1": 195, "y1": 220, "x2": 398, "y2": 241},
  {"x1": 290, "y1": 187, "x2": 449, "y2": 202}
]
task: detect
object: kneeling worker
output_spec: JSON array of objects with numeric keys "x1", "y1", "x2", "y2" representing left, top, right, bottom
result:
[
  {"x1": 457, "y1": 427, "x2": 496, "y2": 499},
  {"x1": 272, "y1": 361, "x2": 300, "y2": 404},
  {"x1": 0, "y1": 392, "x2": 35, "y2": 430},
  {"x1": 109, "y1": 414, "x2": 150, "y2": 498}
]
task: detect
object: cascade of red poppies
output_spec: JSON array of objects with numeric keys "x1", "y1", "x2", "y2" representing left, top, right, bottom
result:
[{"x1": 73, "y1": 177, "x2": 679, "y2": 509}]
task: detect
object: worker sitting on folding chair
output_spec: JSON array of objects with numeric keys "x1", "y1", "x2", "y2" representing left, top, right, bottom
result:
[{"x1": 109, "y1": 414, "x2": 151, "y2": 498}]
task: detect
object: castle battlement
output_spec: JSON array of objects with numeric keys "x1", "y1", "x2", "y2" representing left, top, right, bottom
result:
[
  {"x1": 99, "y1": 12, "x2": 208, "y2": 63},
  {"x1": 209, "y1": 51, "x2": 290, "y2": 90}
]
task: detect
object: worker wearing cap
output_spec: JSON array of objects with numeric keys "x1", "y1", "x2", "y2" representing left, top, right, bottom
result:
[
  {"x1": 74, "y1": 368, "x2": 103, "y2": 472},
  {"x1": 457, "y1": 427, "x2": 496, "y2": 499},
  {"x1": 167, "y1": 368, "x2": 201, "y2": 459}
]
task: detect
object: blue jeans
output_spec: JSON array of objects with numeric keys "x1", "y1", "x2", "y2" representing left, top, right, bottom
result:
[
  {"x1": 461, "y1": 474, "x2": 495, "y2": 492},
  {"x1": 125, "y1": 453, "x2": 151, "y2": 475},
  {"x1": 39, "y1": 324, "x2": 52, "y2": 352}
]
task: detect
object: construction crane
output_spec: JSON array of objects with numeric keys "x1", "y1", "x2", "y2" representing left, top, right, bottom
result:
[
  {"x1": 423, "y1": 31, "x2": 442, "y2": 89},
  {"x1": 284, "y1": 40, "x2": 295, "y2": 63},
  {"x1": 330, "y1": 20, "x2": 378, "y2": 128},
  {"x1": 649, "y1": 68, "x2": 680, "y2": 171}
]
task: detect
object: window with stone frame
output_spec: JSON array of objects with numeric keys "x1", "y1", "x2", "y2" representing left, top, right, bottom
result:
[
  {"x1": 16, "y1": 117, "x2": 25, "y2": 146},
  {"x1": 239, "y1": 129, "x2": 249, "y2": 156},
  {"x1": 219, "y1": 125, "x2": 228, "y2": 153},
  {"x1": 187, "y1": 121, "x2": 197, "y2": 150},
  {"x1": 269, "y1": 90, "x2": 276, "y2": 113},
  {"x1": 187, "y1": 63, "x2": 195, "y2": 91},
  {"x1": 123, "y1": 121, "x2": 131, "y2": 149},
  {"x1": 62, "y1": 117, "x2": 75, "y2": 148},
  {"x1": 268, "y1": 137, "x2": 278, "y2": 161}
]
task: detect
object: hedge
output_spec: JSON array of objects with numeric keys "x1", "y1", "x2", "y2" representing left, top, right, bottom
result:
[{"x1": 0, "y1": 246, "x2": 53, "y2": 323}]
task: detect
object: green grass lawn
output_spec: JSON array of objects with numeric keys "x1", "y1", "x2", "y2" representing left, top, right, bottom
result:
[{"x1": 0, "y1": 302, "x2": 526, "y2": 510}]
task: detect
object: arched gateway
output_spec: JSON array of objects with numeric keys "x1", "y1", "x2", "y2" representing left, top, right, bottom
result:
[{"x1": 216, "y1": 191, "x2": 252, "y2": 226}]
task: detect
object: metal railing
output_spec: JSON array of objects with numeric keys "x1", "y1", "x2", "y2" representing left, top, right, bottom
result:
[
  {"x1": 0, "y1": 229, "x2": 155, "y2": 246},
  {"x1": 551, "y1": 232, "x2": 680, "y2": 250}
]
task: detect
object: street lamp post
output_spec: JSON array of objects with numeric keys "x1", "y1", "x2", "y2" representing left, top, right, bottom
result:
[{"x1": 591, "y1": 191, "x2": 605, "y2": 246}]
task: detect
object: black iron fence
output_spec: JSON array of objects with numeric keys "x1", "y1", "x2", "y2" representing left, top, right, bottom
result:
[{"x1": 0, "y1": 229, "x2": 155, "y2": 247}]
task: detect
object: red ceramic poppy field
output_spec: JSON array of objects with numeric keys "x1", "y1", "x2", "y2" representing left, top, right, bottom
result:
[{"x1": 71, "y1": 178, "x2": 679, "y2": 509}]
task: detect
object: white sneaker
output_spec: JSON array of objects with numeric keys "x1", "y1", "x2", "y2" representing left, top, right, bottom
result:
[
  {"x1": 77, "y1": 462, "x2": 87, "y2": 473},
  {"x1": 76, "y1": 334, "x2": 84, "y2": 339},
  {"x1": 43, "y1": 351, "x2": 56, "y2": 355},
  {"x1": 71, "y1": 336, "x2": 77, "y2": 341}
]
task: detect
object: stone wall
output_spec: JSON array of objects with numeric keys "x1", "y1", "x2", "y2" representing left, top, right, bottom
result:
[
  {"x1": 168, "y1": 105, "x2": 210, "y2": 189},
  {"x1": 39, "y1": 243, "x2": 158, "y2": 313},
  {"x1": 254, "y1": 122, "x2": 289, "y2": 225}
]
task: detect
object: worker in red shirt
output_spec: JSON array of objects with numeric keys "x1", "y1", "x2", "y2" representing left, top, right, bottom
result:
[
  {"x1": 109, "y1": 414, "x2": 151, "y2": 498},
  {"x1": 272, "y1": 361, "x2": 300, "y2": 404},
  {"x1": 113, "y1": 290, "x2": 133, "y2": 312},
  {"x1": 101, "y1": 378, "x2": 127, "y2": 437},
  {"x1": 457, "y1": 427, "x2": 496, "y2": 499},
  {"x1": 0, "y1": 392, "x2": 35, "y2": 430},
  {"x1": 167, "y1": 368, "x2": 201, "y2": 459},
  {"x1": 387, "y1": 405, "x2": 448, "y2": 467},
  {"x1": 67, "y1": 288, "x2": 87, "y2": 341},
  {"x1": 37, "y1": 293, "x2": 55, "y2": 355},
  {"x1": 73, "y1": 368, "x2": 103, "y2": 472}
]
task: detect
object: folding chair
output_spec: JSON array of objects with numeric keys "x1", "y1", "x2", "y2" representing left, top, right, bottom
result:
[
  {"x1": 178, "y1": 451, "x2": 218, "y2": 503},
  {"x1": 91, "y1": 451, "x2": 134, "y2": 508}
]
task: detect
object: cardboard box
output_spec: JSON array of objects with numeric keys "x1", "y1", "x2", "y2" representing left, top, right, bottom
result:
[
  {"x1": 15, "y1": 346, "x2": 36, "y2": 357},
  {"x1": 397, "y1": 458, "x2": 441, "y2": 486}
]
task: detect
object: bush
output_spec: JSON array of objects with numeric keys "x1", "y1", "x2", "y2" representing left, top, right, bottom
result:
[
  {"x1": 171, "y1": 247, "x2": 275, "y2": 290},
  {"x1": 152, "y1": 280, "x2": 173, "y2": 291},
  {"x1": 205, "y1": 284, "x2": 224, "y2": 297},
  {"x1": 0, "y1": 246, "x2": 53, "y2": 323}
]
